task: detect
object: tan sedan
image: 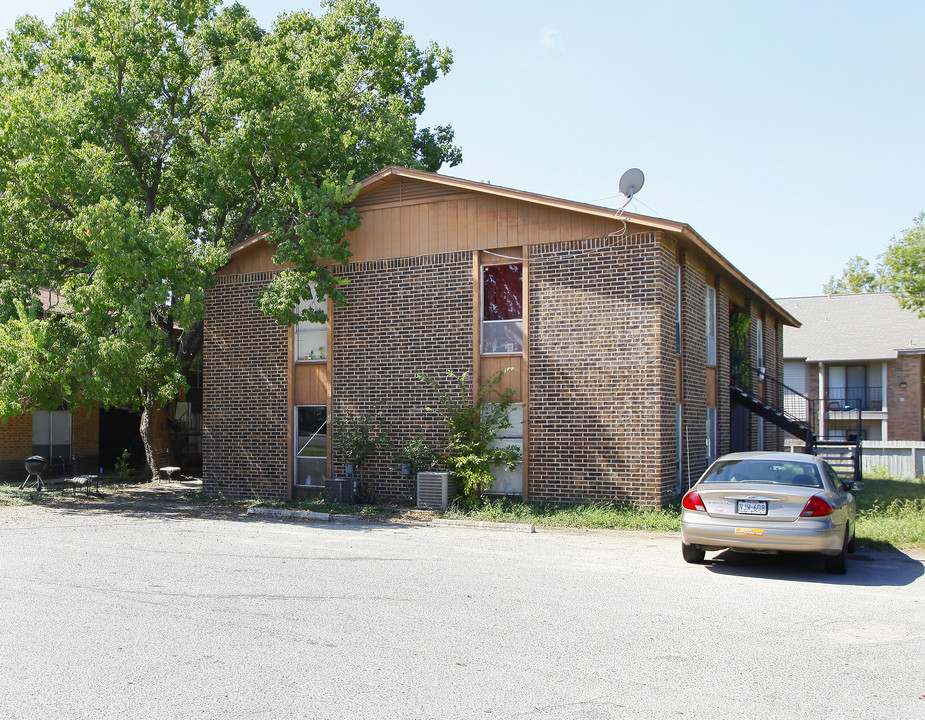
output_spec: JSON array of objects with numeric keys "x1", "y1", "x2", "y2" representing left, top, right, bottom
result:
[{"x1": 680, "y1": 451, "x2": 864, "y2": 574}]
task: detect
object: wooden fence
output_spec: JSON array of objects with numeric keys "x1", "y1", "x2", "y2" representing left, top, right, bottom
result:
[{"x1": 858, "y1": 441, "x2": 925, "y2": 479}]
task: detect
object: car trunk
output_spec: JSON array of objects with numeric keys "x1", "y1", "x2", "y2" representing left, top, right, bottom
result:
[{"x1": 696, "y1": 483, "x2": 815, "y2": 522}]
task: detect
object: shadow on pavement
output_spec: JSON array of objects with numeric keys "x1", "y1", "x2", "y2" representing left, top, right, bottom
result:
[
  {"x1": 703, "y1": 547, "x2": 924, "y2": 587},
  {"x1": 7, "y1": 479, "x2": 431, "y2": 532}
]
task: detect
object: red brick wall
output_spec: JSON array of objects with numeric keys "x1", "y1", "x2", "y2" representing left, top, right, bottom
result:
[
  {"x1": 202, "y1": 235, "x2": 784, "y2": 506},
  {"x1": 679, "y1": 254, "x2": 709, "y2": 490},
  {"x1": 203, "y1": 271, "x2": 290, "y2": 499},
  {"x1": 887, "y1": 355, "x2": 924, "y2": 440},
  {"x1": 0, "y1": 415, "x2": 32, "y2": 481},
  {"x1": 527, "y1": 233, "x2": 673, "y2": 507},
  {"x1": 1, "y1": 408, "x2": 98, "y2": 480},
  {"x1": 330, "y1": 251, "x2": 475, "y2": 499},
  {"x1": 72, "y1": 409, "x2": 99, "y2": 472},
  {"x1": 716, "y1": 284, "x2": 731, "y2": 456}
]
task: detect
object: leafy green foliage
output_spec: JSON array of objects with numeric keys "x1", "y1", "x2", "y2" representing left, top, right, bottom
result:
[
  {"x1": 729, "y1": 312, "x2": 751, "y2": 387},
  {"x1": 822, "y1": 255, "x2": 885, "y2": 294},
  {"x1": 391, "y1": 433, "x2": 441, "y2": 474},
  {"x1": 114, "y1": 449, "x2": 135, "y2": 479},
  {"x1": 333, "y1": 405, "x2": 392, "y2": 469},
  {"x1": 419, "y1": 369, "x2": 521, "y2": 506},
  {"x1": 881, "y1": 213, "x2": 925, "y2": 316},
  {"x1": 0, "y1": 0, "x2": 459, "y2": 470}
]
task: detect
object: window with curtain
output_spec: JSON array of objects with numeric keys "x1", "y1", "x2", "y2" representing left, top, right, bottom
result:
[{"x1": 482, "y1": 263, "x2": 523, "y2": 354}]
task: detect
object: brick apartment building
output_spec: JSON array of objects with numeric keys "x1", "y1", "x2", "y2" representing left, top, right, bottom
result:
[
  {"x1": 0, "y1": 286, "x2": 102, "y2": 482},
  {"x1": 779, "y1": 293, "x2": 925, "y2": 442},
  {"x1": 0, "y1": 286, "x2": 200, "y2": 482},
  {"x1": 0, "y1": 408, "x2": 99, "y2": 482},
  {"x1": 202, "y1": 166, "x2": 797, "y2": 507}
]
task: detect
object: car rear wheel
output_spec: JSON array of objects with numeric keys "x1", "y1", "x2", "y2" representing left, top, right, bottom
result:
[
  {"x1": 847, "y1": 529, "x2": 857, "y2": 553},
  {"x1": 682, "y1": 542, "x2": 705, "y2": 564},
  {"x1": 824, "y1": 529, "x2": 849, "y2": 574}
]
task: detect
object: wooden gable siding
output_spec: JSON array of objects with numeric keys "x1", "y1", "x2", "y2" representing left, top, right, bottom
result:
[
  {"x1": 217, "y1": 238, "x2": 281, "y2": 276},
  {"x1": 220, "y1": 177, "x2": 641, "y2": 275},
  {"x1": 348, "y1": 182, "x2": 631, "y2": 263},
  {"x1": 351, "y1": 175, "x2": 461, "y2": 207}
]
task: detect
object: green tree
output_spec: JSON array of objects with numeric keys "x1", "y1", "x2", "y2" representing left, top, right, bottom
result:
[
  {"x1": 0, "y1": 0, "x2": 459, "y2": 477},
  {"x1": 882, "y1": 213, "x2": 925, "y2": 315},
  {"x1": 822, "y1": 255, "x2": 885, "y2": 294}
]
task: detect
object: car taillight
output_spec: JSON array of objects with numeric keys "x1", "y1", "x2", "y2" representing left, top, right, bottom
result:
[
  {"x1": 682, "y1": 490, "x2": 706, "y2": 512},
  {"x1": 800, "y1": 494, "x2": 834, "y2": 517}
]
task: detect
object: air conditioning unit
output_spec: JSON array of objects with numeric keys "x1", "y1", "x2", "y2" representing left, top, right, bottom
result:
[
  {"x1": 324, "y1": 478, "x2": 355, "y2": 505},
  {"x1": 416, "y1": 472, "x2": 457, "y2": 510}
]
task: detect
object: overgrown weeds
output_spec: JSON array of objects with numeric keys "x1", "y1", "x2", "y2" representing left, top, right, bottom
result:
[
  {"x1": 855, "y1": 475, "x2": 925, "y2": 550},
  {"x1": 4, "y1": 474, "x2": 923, "y2": 551},
  {"x1": 443, "y1": 497, "x2": 682, "y2": 532}
]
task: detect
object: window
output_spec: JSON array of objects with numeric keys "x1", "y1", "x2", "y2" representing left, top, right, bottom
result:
[
  {"x1": 822, "y1": 461, "x2": 847, "y2": 491},
  {"x1": 485, "y1": 404, "x2": 524, "y2": 496},
  {"x1": 701, "y1": 458, "x2": 822, "y2": 488},
  {"x1": 755, "y1": 317, "x2": 764, "y2": 373},
  {"x1": 482, "y1": 263, "x2": 523, "y2": 354},
  {"x1": 676, "y1": 267, "x2": 683, "y2": 354},
  {"x1": 32, "y1": 410, "x2": 71, "y2": 462},
  {"x1": 295, "y1": 295, "x2": 328, "y2": 362},
  {"x1": 295, "y1": 406, "x2": 328, "y2": 486},
  {"x1": 705, "y1": 286, "x2": 716, "y2": 366},
  {"x1": 676, "y1": 404, "x2": 683, "y2": 493},
  {"x1": 705, "y1": 407, "x2": 717, "y2": 464},
  {"x1": 827, "y1": 365, "x2": 870, "y2": 410}
]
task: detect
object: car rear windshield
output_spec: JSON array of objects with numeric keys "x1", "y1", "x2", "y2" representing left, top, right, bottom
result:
[{"x1": 701, "y1": 459, "x2": 823, "y2": 488}]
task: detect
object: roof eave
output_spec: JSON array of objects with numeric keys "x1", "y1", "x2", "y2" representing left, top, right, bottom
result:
[{"x1": 668, "y1": 224, "x2": 801, "y2": 327}]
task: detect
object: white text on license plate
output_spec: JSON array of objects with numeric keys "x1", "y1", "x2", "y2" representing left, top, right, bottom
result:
[{"x1": 737, "y1": 500, "x2": 767, "y2": 515}]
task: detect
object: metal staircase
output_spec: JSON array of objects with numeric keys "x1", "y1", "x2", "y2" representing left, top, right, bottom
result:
[
  {"x1": 729, "y1": 364, "x2": 862, "y2": 483},
  {"x1": 730, "y1": 364, "x2": 817, "y2": 447},
  {"x1": 813, "y1": 441, "x2": 862, "y2": 484}
]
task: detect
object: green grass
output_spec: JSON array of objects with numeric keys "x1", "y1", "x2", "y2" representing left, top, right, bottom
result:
[
  {"x1": 855, "y1": 476, "x2": 925, "y2": 551},
  {"x1": 442, "y1": 497, "x2": 683, "y2": 532},
  {"x1": 4, "y1": 474, "x2": 923, "y2": 552},
  {"x1": 0, "y1": 484, "x2": 56, "y2": 506},
  {"x1": 442, "y1": 475, "x2": 925, "y2": 552}
]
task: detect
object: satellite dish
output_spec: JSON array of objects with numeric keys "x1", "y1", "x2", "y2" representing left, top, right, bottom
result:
[{"x1": 618, "y1": 168, "x2": 645, "y2": 201}]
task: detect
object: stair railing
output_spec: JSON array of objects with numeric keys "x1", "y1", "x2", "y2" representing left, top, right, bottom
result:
[{"x1": 731, "y1": 362, "x2": 817, "y2": 445}]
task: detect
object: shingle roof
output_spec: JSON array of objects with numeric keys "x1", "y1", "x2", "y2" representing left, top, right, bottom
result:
[{"x1": 777, "y1": 293, "x2": 925, "y2": 362}]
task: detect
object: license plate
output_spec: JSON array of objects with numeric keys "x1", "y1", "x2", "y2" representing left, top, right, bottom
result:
[{"x1": 737, "y1": 500, "x2": 768, "y2": 515}]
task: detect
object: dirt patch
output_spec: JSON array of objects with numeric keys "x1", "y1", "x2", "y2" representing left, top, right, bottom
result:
[{"x1": 2, "y1": 477, "x2": 436, "y2": 525}]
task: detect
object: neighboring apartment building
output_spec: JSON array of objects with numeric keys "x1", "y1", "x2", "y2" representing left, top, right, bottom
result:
[
  {"x1": 0, "y1": 288, "x2": 101, "y2": 482},
  {"x1": 0, "y1": 287, "x2": 202, "y2": 482},
  {"x1": 778, "y1": 293, "x2": 925, "y2": 443},
  {"x1": 203, "y1": 166, "x2": 797, "y2": 507}
]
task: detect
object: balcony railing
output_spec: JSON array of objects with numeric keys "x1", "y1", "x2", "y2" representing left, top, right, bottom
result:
[{"x1": 825, "y1": 386, "x2": 883, "y2": 412}]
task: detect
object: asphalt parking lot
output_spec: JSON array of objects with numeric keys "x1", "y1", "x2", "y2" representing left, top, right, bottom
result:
[{"x1": 1, "y1": 492, "x2": 923, "y2": 720}]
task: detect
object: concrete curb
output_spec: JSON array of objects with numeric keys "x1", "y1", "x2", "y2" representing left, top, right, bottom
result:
[
  {"x1": 430, "y1": 518, "x2": 536, "y2": 533},
  {"x1": 246, "y1": 507, "x2": 331, "y2": 522}
]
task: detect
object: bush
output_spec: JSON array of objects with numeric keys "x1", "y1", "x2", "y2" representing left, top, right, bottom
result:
[{"x1": 419, "y1": 368, "x2": 521, "y2": 506}]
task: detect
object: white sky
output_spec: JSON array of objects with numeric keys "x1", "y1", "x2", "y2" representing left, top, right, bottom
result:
[{"x1": 3, "y1": 0, "x2": 923, "y2": 299}]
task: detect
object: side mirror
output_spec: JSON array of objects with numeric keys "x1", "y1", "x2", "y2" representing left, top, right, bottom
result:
[{"x1": 848, "y1": 481, "x2": 865, "y2": 492}]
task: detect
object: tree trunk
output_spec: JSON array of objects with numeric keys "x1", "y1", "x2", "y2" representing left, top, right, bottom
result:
[{"x1": 139, "y1": 392, "x2": 173, "y2": 481}]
